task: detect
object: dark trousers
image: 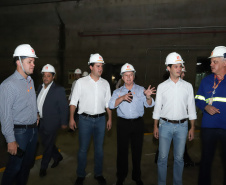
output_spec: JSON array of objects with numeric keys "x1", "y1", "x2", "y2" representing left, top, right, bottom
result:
[
  {"x1": 198, "y1": 128, "x2": 226, "y2": 185},
  {"x1": 116, "y1": 117, "x2": 144, "y2": 181},
  {"x1": 1, "y1": 127, "x2": 38, "y2": 185},
  {"x1": 39, "y1": 128, "x2": 62, "y2": 170}
]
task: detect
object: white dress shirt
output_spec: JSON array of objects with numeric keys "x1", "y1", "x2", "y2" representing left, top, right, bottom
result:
[
  {"x1": 37, "y1": 82, "x2": 53, "y2": 118},
  {"x1": 70, "y1": 75, "x2": 111, "y2": 115},
  {"x1": 153, "y1": 78, "x2": 197, "y2": 120}
]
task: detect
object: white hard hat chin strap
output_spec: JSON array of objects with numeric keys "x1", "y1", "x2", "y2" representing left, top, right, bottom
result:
[{"x1": 19, "y1": 56, "x2": 29, "y2": 76}]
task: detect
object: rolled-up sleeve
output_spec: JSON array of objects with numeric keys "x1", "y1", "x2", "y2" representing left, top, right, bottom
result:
[
  {"x1": 105, "y1": 83, "x2": 111, "y2": 108},
  {"x1": 70, "y1": 80, "x2": 80, "y2": 106},
  {"x1": 108, "y1": 89, "x2": 120, "y2": 109},
  {"x1": 144, "y1": 97, "x2": 155, "y2": 108}
]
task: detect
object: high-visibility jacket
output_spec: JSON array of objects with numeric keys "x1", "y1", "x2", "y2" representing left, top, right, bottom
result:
[{"x1": 195, "y1": 73, "x2": 226, "y2": 129}]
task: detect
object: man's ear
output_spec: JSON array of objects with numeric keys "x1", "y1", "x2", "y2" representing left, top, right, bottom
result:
[
  {"x1": 16, "y1": 59, "x2": 21, "y2": 67},
  {"x1": 167, "y1": 66, "x2": 170, "y2": 72},
  {"x1": 89, "y1": 65, "x2": 93, "y2": 71},
  {"x1": 223, "y1": 59, "x2": 226, "y2": 67}
]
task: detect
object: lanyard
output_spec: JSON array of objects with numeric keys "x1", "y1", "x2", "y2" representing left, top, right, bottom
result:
[{"x1": 212, "y1": 74, "x2": 224, "y2": 96}]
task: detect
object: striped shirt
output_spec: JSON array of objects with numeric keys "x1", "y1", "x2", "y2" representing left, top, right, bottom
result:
[{"x1": 0, "y1": 70, "x2": 38, "y2": 143}]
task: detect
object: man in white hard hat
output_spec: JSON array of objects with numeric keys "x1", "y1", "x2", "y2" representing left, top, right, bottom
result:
[
  {"x1": 69, "y1": 53, "x2": 112, "y2": 185},
  {"x1": 153, "y1": 52, "x2": 197, "y2": 185},
  {"x1": 0, "y1": 44, "x2": 39, "y2": 185},
  {"x1": 82, "y1": 71, "x2": 89, "y2": 77},
  {"x1": 109, "y1": 63, "x2": 156, "y2": 185},
  {"x1": 68, "y1": 68, "x2": 82, "y2": 131},
  {"x1": 68, "y1": 68, "x2": 82, "y2": 101},
  {"x1": 37, "y1": 64, "x2": 68, "y2": 177},
  {"x1": 195, "y1": 46, "x2": 226, "y2": 185}
]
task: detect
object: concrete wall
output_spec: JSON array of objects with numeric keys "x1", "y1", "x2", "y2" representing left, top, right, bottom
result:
[{"x1": 0, "y1": 0, "x2": 225, "y2": 90}]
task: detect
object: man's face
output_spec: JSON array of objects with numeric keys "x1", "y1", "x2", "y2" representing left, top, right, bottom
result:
[
  {"x1": 210, "y1": 57, "x2": 225, "y2": 75},
  {"x1": 90, "y1": 63, "x2": 103, "y2": 77},
  {"x1": 122, "y1": 71, "x2": 135, "y2": 86},
  {"x1": 19, "y1": 57, "x2": 35, "y2": 75},
  {"x1": 167, "y1": 63, "x2": 182, "y2": 78},
  {"x1": 75, "y1": 74, "x2": 81, "y2": 80},
  {"x1": 42, "y1": 72, "x2": 54, "y2": 87}
]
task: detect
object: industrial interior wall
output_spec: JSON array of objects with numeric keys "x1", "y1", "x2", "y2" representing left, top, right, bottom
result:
[{"x1": 0, "y1": 0, "x2": 225, "y2": 89}]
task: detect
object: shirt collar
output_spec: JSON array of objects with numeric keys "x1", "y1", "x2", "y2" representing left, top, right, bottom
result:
[
  {"x1": 168, "y1": 77, "x2": 182, "y2": 84},
  {"x1": 88, "y1": 74, "x2": 102, "y2": 82},
  {"x1": 122, "y1": 82, "x2": 136, "y2": 91},
  {"x1": 14, "y1": 70, "x2": 31, "y2": 82},
  {"x1": 42, "y1": 81, "x2": 54, "y2": 89}
]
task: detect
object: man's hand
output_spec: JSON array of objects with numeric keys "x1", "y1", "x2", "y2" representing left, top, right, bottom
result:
[
  {"x1": 8, "y1": 141, "x2": 18, "y2": 155},
  {"x1": 188, "y1": 127, "x2": 195, "y2": 141},
  {"x1": 153, "y1": 126, "x2": 159, "y2": 139},
  {"x1": 122, "y1": 92, "x2": 133, "y2": 103},
  {"x1": 69, "y1": 118, "x2": 77, "y2": 131},
  {"x1": 204, "y1": 105, "x2": 220, "y2": 115},
  {"x1": 144, "y1": 85, "x2": 156, "y2": 98},
  {"x1": 106, "y1": 119, "x2": 112, "y2": 131}
]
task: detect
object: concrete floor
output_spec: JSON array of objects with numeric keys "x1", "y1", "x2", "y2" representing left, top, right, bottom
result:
[{"x1": 0, "y1": 111, "x2": 225, "y2": 185}]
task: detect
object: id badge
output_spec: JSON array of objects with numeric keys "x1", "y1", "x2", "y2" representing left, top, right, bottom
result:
[{"x1": 208, "y1": 98, "x2": 213, "y2": 105}]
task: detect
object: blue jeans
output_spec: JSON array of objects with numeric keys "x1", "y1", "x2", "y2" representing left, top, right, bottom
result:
[
  {"x1": 198, "y1": 128, "x2": 226, "y2": 185},
  {"x1": 157, "y1": 119, "x2": 188, "y2": 185},
  {"x1": 1, "y1": 127, "x2": 38, "y2": 185},
  {"x1": 77, "y1": 114, "x2": 106, "y2": 177}
]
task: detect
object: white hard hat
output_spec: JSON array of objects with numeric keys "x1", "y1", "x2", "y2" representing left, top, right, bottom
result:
[
  {"x1": 41, "y1": 64, "x2": 56, "y2": 74},
  {"x1": 209, "y1": 46, "x2": 226, "y2": 58},
  {"x1": 88, "y1": 53, "x2": 104, "y2": 65},
  {"x1": 74, "y1": 68, "x2": 82, "y2": 74},
  {"x1": 165, "y1": 52, "x2": 184, "y2": 66},
  {"x1": 120, "y1": 63, "x2": 136, "y2": 75},
  {"x1": 82, "y1": 71, "x2": 89, "y2": 77},
  {"x1": 13, "y1": 44, "x2": 38, "y2": 58}
]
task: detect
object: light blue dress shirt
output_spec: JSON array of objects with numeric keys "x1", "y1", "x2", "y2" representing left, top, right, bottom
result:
[{"x1": 109, "y1": 83, "x2": 155, "y2": 119}]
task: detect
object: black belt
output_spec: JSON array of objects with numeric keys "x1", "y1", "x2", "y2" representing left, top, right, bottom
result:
[
  {"x1": 14, "y1": 123, "x2": 37, "y2": 128},
  {"x1": 119, "y1": 117, "x2": 142, "y2": 122},
  {"x1": 161, "y1": 118, "x2": 187, "y2": 124},
  {"x1": 81, "y1": 113, "x2": 105, "y2": 118}
]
